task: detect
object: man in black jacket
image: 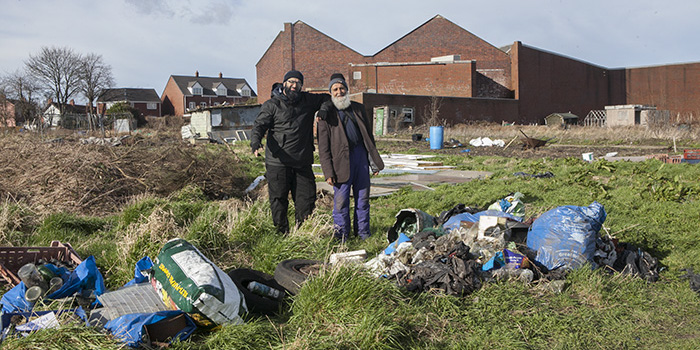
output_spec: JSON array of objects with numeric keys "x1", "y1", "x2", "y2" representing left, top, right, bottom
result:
[{"x1": 251, "y1": 70, "x2": 328, "y2": 233}]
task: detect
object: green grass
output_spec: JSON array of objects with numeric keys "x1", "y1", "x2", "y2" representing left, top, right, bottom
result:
[{"x1": 2, "y1": 150, "x2": 700, "y2": 349}]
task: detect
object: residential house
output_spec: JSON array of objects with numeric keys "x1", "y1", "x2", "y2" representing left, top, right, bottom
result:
[
  {"x1": 161, "y1": 72, "x2": 256, "y2": 116},
  {"x1": 97, "y1": 88, "x2": 162, "y2": 117},
  {"x1": 0, "y1": 96, "x2": 17, "y2": 127},
  {"x1": 43, "y1": 99, "x2": 88, "y2": 128}
]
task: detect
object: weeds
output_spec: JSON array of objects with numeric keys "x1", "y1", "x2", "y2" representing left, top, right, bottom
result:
[{"x1": 2, "y1": 130, "x2": 700, "y2": 349}]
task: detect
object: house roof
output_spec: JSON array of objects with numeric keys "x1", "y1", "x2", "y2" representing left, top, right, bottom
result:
[
  {"x1": 98, "y1": 88, "x2": 161, "y2": 103},
  {"x1": 169, "y1": 75, "x2": 257, "y2": 97},
  {"x1": 45, "y1": 102, "x2": 87, "y2": 114}
]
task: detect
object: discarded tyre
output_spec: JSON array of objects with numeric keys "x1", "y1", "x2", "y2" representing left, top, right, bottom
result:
[
  {"x1": 273, "y1": 259, "x2": 323, "y2": 295},
  {"x1": 227, "y1": 268, "x2": 288, "y2": 315}
]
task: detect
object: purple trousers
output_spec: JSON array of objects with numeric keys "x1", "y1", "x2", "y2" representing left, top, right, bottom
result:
[{"x1": 333, "y1": 145, "x2": 371, "y2": 241}]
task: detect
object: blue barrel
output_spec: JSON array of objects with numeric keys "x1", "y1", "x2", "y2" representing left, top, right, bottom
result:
[{"x1": 429, "y1": 126, "x2": 444, "y2": 149}]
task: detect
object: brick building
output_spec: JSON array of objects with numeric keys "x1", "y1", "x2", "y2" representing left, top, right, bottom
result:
[
  {"x1": 256, "y1": 15, "x2": 700, "y2": 126},
  {"x1": 97, "y1": 88, "x2": 162, "y2": 118},
  {"x1": 161, "y1": 72, "x2": 256, "y2": 116}
]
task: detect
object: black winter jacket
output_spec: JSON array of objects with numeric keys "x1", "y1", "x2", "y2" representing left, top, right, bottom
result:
[{"x1": 251, "y1": 90, "x2": 328, "y2": 167}]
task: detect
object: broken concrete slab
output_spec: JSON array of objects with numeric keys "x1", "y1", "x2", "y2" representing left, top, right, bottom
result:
[{"x1": 316, "y1": 169, "x2": 492, "y2": 198}]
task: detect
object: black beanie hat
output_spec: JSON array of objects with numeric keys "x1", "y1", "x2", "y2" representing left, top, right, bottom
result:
[
  {"x1": 283, "y1": 70, "x2": 304, "y2": 84},
  {"x1": 328, "y1": 73, "x2": 348, "y2": 92}
]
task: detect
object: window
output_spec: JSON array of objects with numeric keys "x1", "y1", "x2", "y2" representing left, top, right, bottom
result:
[
  {"x1": 239, "y1": 85, "x2": 251, "y2": 97},
  {"x1": 211, "y1": 110, "x2": 222, "y2": 127},
  {"x1": 402, "y1": 108, "x2": 414, "y2": 123},
  {"x1": 200, "y1": 102, "x2": 207, "y2": 108},
  {"x1": 147, "y1": 103, "x2": 157, "y2": 110},
  {"x1": 353, "y1": 71, "x2": 361, "y2": 80},
  {"x1": 192, "y1": 87, "x2": 203, "y2": 95},
  {"x1": 217, "y1": 86, "x2": 227, "y2": 96},
  {"x1": 188, "y1": 102, "x2": 195, "y2": 110}
]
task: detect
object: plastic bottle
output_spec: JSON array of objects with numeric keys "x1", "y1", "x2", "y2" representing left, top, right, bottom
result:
[{"x1": 247, "y1": 281, "x2": 282, "y2": 299}]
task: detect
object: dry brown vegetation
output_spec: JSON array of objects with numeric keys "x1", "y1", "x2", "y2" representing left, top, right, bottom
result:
[
  {"x1": 390, "y1": 123, "x2": 700, "y2": 159},
  {"x1": 0, "y1": 130, "x2": 248, "y2": 216}
]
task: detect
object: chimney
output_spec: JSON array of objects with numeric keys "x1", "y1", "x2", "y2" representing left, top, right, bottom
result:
[
  {"x1": 195, "y1": 70, "x2": 199, "y2": 77},
  {"x1": 69, "y1": 99, "x2": 75, "y2": 106},
  {"x1": 219, "y1": 72, "x2": 223, "y2": 78}
]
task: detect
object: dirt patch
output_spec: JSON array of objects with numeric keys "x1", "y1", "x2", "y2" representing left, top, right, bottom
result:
[
  {"x1": 379, "y1": 139, "x2": 670, "y2": 159},
  {"x1": 0, "y1": 132, "x2": 249, "y2": 216}
]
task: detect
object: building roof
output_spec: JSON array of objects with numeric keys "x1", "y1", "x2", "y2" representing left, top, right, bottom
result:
[
  {"x1": 546, "y1": 112, "x2": 579, "y2": 120},
  {"x1": 98, "y1": 88, "x2": 161, "y2": 103},
  {"x1": 169, "y1": 75, "x2": 257, "y2": 97},
  {"x1": 45, "y1": 102, "x2": 87, "y2": 114}
]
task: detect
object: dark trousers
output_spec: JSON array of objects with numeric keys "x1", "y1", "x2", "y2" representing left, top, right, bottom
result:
[{"x1": 266, "y1": 164, "x2": 316, "y2": 233}]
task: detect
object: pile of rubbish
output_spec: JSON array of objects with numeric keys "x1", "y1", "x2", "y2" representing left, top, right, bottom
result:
[
  {"x1": 0, "y1": 238, "x2": 299, "y2": 347},
  {"x1": 364, "y1": 193, "x2": 660, "y2": 296},
  {"x1": 0, "y1": 193, "x2": 667, "y2": 346}
]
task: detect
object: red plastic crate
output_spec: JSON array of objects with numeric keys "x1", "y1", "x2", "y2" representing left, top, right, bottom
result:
[
  {"x1": 0, "y1": 241, "x2": 82, "y2": 286},
  {"x1": 645, "y1": 154, "x2": 668, "y2": 161},
  {"x1": 666, "y1": 155, "x2": 682, "y2": 164},
  {"x1": 684, "y1": 149, "x2": 700, "y2": 160}
]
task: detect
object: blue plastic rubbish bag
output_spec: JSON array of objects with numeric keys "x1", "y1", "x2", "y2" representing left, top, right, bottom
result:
[
  {"x1": 124, "y1": 256, "x2": 154, "y2": 287},
  {"x1": 45, "y1": 255, "x2": 106, "y2": 301},
  {"x1": 526, "y1": 201, "x2": 606, "y2": 270},
  {"x1": 1, "y1": 282, "x2": 31, "y2": 313},
  {"x1": 105, "y1": 310, "x2": 196, "y2": 348}
]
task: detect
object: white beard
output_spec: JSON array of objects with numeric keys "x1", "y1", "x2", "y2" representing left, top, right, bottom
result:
[{"x1": 332, "y1": 94, "x2": 351, "y2": 110}]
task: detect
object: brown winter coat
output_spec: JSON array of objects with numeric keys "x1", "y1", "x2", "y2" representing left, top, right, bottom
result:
[{"x1": 317, "y1": 101, "x2": 384, "y2": 183}]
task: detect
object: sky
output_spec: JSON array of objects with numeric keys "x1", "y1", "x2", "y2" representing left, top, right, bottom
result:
[{"x1": 2, "y1": 0, "x2": 699, "y2": 100}]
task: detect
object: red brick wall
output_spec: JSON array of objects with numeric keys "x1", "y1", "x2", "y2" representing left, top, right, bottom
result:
[
  {"x1": 512, "y1": 42, "x2": 613, "y2": 124},
  {"x1": 256, "y1": 28, "x2": 291, "y2": 104},
  {"x1": 257, "y1": 16, "x2": 511, "y2": 103},
  {"x1": 257, "y1": 22, "x2": 366, "y2": 103},
  {"x1": 161, "y1": 77, "x2": 184, "y2": 116},
  {"x1": 376, "y1": 62, "x2": 475, "y2": 97},
  {"x1": 371, "y1": 16, "x2": 511, "y2": 74},
  {"x1": 625, "y1": 63, "x2": 700, "y2": 119},
  {"x1": 358, "y1": 93, "x2": 519, "y2": 126},
  {"x1": 132, "y1": 102, "x2": 161, "y2": 118}
]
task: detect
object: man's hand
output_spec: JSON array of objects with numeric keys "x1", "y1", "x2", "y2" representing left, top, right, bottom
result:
[
  {"x1": 326, "y1": 177, "x2": 335, "y2": 186},
  {"x1": 317, "y1": 100, "x2": 334, "y2": 121},
  {"x1": 372, "y1": 171, "x2": 379, "y2": 176},
  {"x1": 253, "y1": 148, "x2": 263, "y2": 157}
]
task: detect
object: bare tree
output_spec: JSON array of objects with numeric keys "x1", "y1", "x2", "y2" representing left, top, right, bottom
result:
[
  {"x1": 81, "y1": 53, "x2": 114, "y2": 131},
  {"x1": 1, "y1": 70, "x2": 42, "y2": 128},
  {"x1": 424, "y1": 95, "x2": 444, "y2": 126},
  {"x1": 0, "y1": 87, "x2": 12, "y2": 130},
  {"x1": 25, "y1": 46, "x2": 83, "y2": 127}
]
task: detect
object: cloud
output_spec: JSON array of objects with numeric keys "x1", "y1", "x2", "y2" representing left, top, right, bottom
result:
[{"x1": 124, "y1": 0, "x2": 236, "y2": 25}]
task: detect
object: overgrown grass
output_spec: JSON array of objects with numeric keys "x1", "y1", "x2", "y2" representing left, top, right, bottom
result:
[{"x1": 2, "y1": 145, "x2": 700, "y2": 349}]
